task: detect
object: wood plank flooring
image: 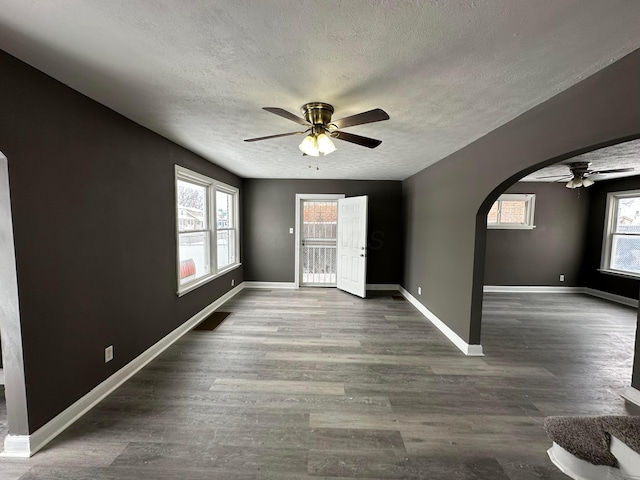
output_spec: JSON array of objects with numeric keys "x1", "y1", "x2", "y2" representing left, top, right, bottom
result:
[{"x1": 1, "y1": 289, "x2": 639, "y2": 479}]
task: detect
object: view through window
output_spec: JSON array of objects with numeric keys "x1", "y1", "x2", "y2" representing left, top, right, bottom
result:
[
  {"x1": 487, "y1": 194, "x2": 536, "y2": 229},
  {"x1": 603, "y1": 191, "x2": 640, "y2": 276},
  {"x1": 176, "y1": 166, "x2": 239, "y2": 294}
]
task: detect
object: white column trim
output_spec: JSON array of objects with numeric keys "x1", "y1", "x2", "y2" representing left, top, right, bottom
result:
[
  {"x1": 399, "y1": 287, "x2": 484, "y2": 357},
  {"x1": 1, "y1": 283, "x2": 245, "y2": 458}
]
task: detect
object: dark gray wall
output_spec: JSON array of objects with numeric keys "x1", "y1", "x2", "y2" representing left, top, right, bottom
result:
[
  {"x1": 243, "y1": 179, "x2": 402, "y2": 284},
  {"x1": 0, "y1": 50, "x2": 243, "y2": 433},
  {"x1": 484, "y1": 182, "x2": 589, "y2": 287},
  {"x1": 402, "y1": 48, "x2": 640, "y2": 345},
  {"x1": 582, "y1": 175, "x2": 640, "y2": 299}
]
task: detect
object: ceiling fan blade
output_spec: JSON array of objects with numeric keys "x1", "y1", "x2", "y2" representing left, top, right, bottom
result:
[
  {"x1": 589, "y1": 168, "x2": 635, "y2": 175},
  {"x1": 332, "y1": 130, "x2": 382, "y2": 149},
  {"x1": 262, "y1": 107, "x2": 310, "y2": 126},
  {"x1": 331, "y1": 108, "x2": 390, "y2": 129},
  {"x1": 244, "y1": 131, "x2": 305, "y2": 142},
  {"x1": 534, "y1": 174, "x2": 572, "y2": 179}
]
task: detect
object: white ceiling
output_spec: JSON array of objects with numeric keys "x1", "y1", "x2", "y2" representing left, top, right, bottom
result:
[{"x1": 1, "y1": 2, "x2": 640, "y2": 180}]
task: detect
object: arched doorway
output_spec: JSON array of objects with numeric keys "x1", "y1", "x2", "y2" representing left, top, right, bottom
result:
[{"x1": 471, "y1": 133, "x2": 640, "y2": 344}]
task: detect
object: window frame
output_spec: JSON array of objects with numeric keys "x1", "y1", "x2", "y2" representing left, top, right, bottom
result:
[
  {"x1": 175, "y1": 165, "x2": 240, "y2": 296},
  {"x1": 487, "y1": 194, "x2": 536, "y2": 230},
  {"x1": 600, "y1": 189, "x2": 640, "y2": 279}
]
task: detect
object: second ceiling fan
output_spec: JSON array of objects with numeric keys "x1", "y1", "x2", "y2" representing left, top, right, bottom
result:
[
  {"x1": 537, "y1": 161, "x2": 634, "y2": 188},
  {"x1": 244, "y1": 102, "x2": 389, "y2": 156}
]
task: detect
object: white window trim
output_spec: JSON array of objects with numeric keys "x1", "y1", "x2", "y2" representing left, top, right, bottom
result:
[
  {"x1": 175, "y1": 165, "x2": 240, "y2": 296},
  {"x1": 487, "y1": 194, "x2": 536, "y2": 230},
  {"x1": 600, "y1": 189, "x2": 640, "y2": 279}
]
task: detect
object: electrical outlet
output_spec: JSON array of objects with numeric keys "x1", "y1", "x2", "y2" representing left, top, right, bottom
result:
[
  {"x1": 231, "y1": 278, "x2": 235, "y2": 287},
  {"x1": 559, "y1": 274, "x2": 565, "y2": 282},
  {"x1": 289, "y1": 227, "x2": 294, "y2": 234},
  {"x1": 418, "y1": 287, "x2": 422, "y2": 295},
  {"x1": 105, "y1": 345, "x2": 113, "y2": 363}
]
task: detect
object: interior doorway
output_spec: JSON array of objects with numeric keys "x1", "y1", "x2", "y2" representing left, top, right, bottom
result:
[
  {"x1": 300, "y1": 199, "x2": 338, "y2": 286},
  {"x1": 294, "y1": 194, "x2": 345, "y2": 288}
]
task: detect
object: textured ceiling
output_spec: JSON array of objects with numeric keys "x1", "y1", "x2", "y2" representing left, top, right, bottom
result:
[
  {"x1": 1, "y1": 2, "x2": 640, "y2": 180},
  {"x1": 521, "y1": 138, "x2": 640, "y2": 183}
]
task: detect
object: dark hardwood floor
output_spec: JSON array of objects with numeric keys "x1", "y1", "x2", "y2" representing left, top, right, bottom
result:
[{"x1": 0, "y1": 289, "x2": 638, "y2": 479}]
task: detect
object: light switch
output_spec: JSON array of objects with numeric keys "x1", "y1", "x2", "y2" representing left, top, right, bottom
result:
[{"x1": 289, "y1": 228, "x2": 294, "y2": 234}]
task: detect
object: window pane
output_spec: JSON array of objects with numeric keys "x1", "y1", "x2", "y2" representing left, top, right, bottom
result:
[
  {"x1": 177, "y1": 180, "x2": 206, "y2": 231},
  {"x1": 487, "y1": 202, "x2": 499, "y2": 224},
  {"x1": 500, "y1": 201, "x2": 526, "y2": 224},
  {"x1": 217, "y1": 190, "x2": 233, "y2": 229},
  {"x1": 179, "y1": 232, "x2": 210, "y2": 285},
  {"x1": 217, "y1": 230, "x2": 235, "y2": 269},
  {"x1": 611, "y1": 234, "x2": 640, "y2": 274},
  {"x1": 615, "y1": 197, "x2": 640, "y2": 234}
]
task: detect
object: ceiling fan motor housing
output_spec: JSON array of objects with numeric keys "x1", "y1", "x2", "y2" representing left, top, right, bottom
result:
[
  {"x1": 569, "y1": 161, "x2": 591, "y2": 177},
  {"x1": 301, "y1": 102, "x2": 334, "y2": 129}
]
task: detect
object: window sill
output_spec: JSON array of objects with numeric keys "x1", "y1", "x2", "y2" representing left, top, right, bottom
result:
[
  {"x1": 598, "y1": 268, "x2": 640, "y2": 280},
  {"x1": 487, "y1": 225, "x2": 536, "y2": 230},
  {"x1": 177, "y1": 263, "x2": 242, "y2": 297}
]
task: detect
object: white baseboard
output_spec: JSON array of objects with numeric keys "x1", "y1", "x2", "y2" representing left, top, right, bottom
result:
[
  {"x1": 583, "y1": 288, "x2": 638, "y2": 308},
  {"x1": 621, "y1": 386, "x2": 640, "y2": 408},
  {"x1": 366, "y1": 284, "x2": 400, "y2": 291},
  {"x1": 399, "y1": 287, "x2": 484, "y2": 357},
  {"x1": 242, "y1": 281, "x2": 296, "y2": 289},
  {"x1": 484, "y1": 285, "x2": 638, "y2": 307},
  {"x1": 1, "y1": 283, "x2": 245, "y2": 458},
  {"x1": 483, "y1": 285, "x2": 583, "y2": 294}
]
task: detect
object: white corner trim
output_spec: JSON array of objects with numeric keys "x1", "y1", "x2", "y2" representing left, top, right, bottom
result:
[
  {"x1": 621, "y1": 386, "x2": 640, "y2": 408},
  {"x1": 583, "y1": 288, "x2": 638, "y2": 308},
  {"x1": 483, "y1": 285, "x2": 583, "y2": 294},
  {"x1": 366, "y1": 284, "x2": 400, "y2": 291},
  {"x1": 242, "y1": 281, "x2": 296, "y2": 289},
  {"x1": 483, "y1": 285, "x2": 638, "y2": 308},
  {"x1": 0, "y1": 435, "x2": 30, "y2": 458},
  {"x1": 399, "y1": 287, "x2": 484, "y2": 357},
  {"x1": 1, "y1": 283, "x2": 245, "y2": 458}
]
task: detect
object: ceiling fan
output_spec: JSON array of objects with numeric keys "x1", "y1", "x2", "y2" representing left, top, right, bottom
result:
[
  {"x1": 244, "y1": 102, "x2": 389, "y2": 156},
  {"x1": 536, "y1": 161, "x2": 635, "y2": 188}
]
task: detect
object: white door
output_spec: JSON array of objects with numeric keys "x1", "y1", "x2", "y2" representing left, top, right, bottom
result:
[{"x1": 337, "y1": 196, "x2": 368, "y2": 298}]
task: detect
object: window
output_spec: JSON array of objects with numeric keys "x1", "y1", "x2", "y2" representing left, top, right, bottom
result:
[
  {"x1": 601, "y1": 190, "x2": 640, "y2": 277},
  {"x1": 487, "y1": 194, "x2": 536, "y2": 229},
  {"x1": 176, "y1": 166, "x2": 239, "y2": 295}
]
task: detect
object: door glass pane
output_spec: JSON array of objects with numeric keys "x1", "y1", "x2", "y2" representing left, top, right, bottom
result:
[
  {"x1": 177, "y1": 180, "x2": 206, "y2": 231},
  {"x1": 611, "y1": 234, "x2": 640, "y2": 274},
  {"x1": 302, "y1": 201, "x2": 337, "y2": 285},
  {"x1": 217, "y1": 230, "x2": 235, "y2": 270},
  {"x1": 178, "y1": 232, "x2": 210, "y2": 285},
  {"x1": 217, "y1": 190, "x2": 233, "y2": 229}
]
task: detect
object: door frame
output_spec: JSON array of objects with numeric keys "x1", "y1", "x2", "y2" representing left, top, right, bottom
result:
[{"x1": 294, "y1": 193, "x2": 345, "y2": 289}]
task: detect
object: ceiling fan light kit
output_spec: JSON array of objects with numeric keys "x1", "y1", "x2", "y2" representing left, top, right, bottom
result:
[
  {"x1": 245, "y1": 102, "x2": 389, "y2": 160},
  {"x1": 566, "y1": 176, "x2": 595, "y2": 189}
]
